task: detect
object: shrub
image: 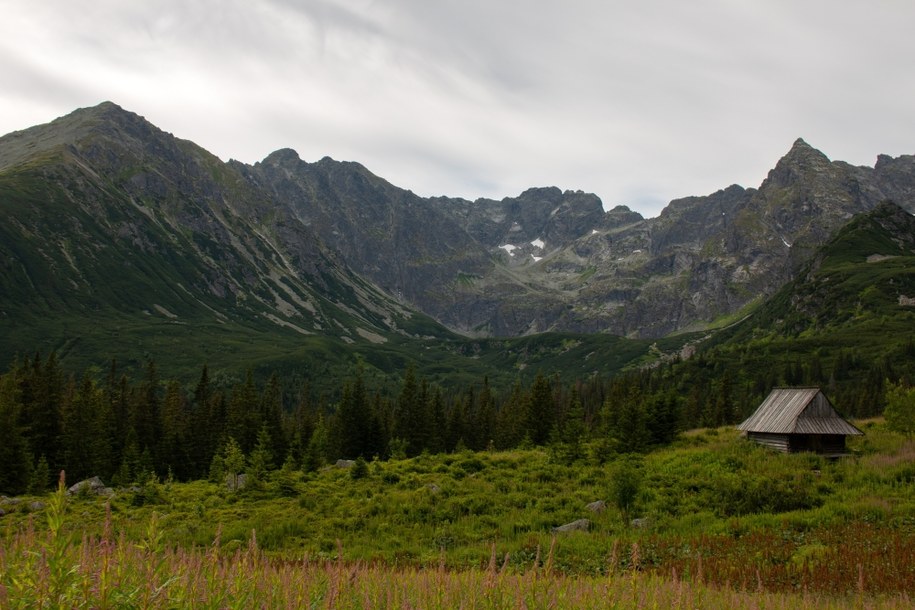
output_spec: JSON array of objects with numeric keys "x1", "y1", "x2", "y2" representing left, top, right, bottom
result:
[{"x1": 350, "y1": 457, "x2": 369, "y2": 480}]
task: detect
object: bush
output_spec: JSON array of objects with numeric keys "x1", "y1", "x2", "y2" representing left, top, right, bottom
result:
[
  {"x1": 130, "y1": 474, "x2": 165, "y2": 507},
  {"x1": 611, "y1": 456, "x2": 643, "y2": 522},
  {"x1": 350, "y1": 457, "x2": 369, "y2": 480}
]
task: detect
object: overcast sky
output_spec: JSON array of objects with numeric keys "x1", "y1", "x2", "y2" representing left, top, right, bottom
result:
[{"x1": 2, "y1": 1, "x2": 913, "y2": 217}]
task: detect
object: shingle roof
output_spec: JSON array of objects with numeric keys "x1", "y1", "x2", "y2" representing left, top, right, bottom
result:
[{"x1": 737, "y1": 387, "x2": 863, "y2": 436}]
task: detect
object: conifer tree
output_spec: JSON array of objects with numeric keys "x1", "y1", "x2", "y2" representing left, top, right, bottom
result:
[
  {"x1": 189, "y1": 365, "x2": 220, "y2": 479},
  {"x1": 337, "y1": 375, "x2": 369, "y2": 459},
  {"x1": 227, "y1": 371, "x2": 260, "y2": 452},
  {"x1": 160, "y1": 380, "x2": 190, "y2": 479},
  {"x1": 95, "y1": 383, "x2": 118, "y2": 479},
  {"x1": 552, "y1": 389, "x2": 586, "y2": 463},
  {"x1": 222, "y1": 436, "x2": 246, "y2": 491},
  {"x1": 445, "y1": 395, "x2": 467, "y2": 452},
  {"x1": 193, "y1": 364, "x2": 211, "y2": 407},
  {"x1": 645, "y1": 391, "x2": 680, "y2": 446},
  {"x1": 114, "y1": 427, "x2": 143, "y2": 486},
  {"x1": 60, "y1": 375, "x2": 108, "y2": 481},
  {"x1": 476, "y1": 377, "x2": 495, "y2": 451},
  {"x1": 458, "y1": 386, "x2": 479, "y2": 450},
  {"x1": 364, "y1": 393, "x2": 388, "y2": 459},
  {"x1": 0, "y1": 372, "x2": 31, "y2": 494},
  {"x1": 102, "y1": 362, "x2": 130, "y2": 475},
  {"x1": 350, "y1": 456, "x2": 369, "y2": 480},
  {"x1": 395, "y1": 365, "x2": 430, "y2": 456},
  {"x1": 260, "y1": 373, "x2": 286, "y2": 462},
  {"x1": 131, "y1": 360, "x2": 162, "y2": 471},
  {"x1": 495, "y1": 380, "x2": 526, "y2": 449},
  {"x1": 427, "y1": 385, "x2": 446, "y2": 454},
  {"x1": 28, "y1": 454, "x2": 51, "y2": 494},
  {"x1": 303, "y1": 415, "x2": 329, "y2": 472},
  {"x1": 18, "y1": 352, "x2": 63, "y2": 472},
  {"x1": 525, "y1": 372, "x2": 555, "y2": 445},
  {"x1": 614, "y1": 386, "x2": 649, "y2": 454},
  {"x1": 247, "y1": 425, "x2": 274, "y2": 486},
  {"x1": 287, "y1": 384, "x2": 316, "y2": 465}
]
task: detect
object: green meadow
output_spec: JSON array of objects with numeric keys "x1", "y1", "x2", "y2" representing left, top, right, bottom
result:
[{"x1": 2, "y1": 421, "x2": 913, "y2": 608}]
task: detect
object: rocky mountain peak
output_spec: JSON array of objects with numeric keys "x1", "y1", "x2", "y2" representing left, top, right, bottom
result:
[
  {"x1": 261, "y1": 148, "x2": 303, "y2": 167},
  {"x1": 0, "y1": 101, "x2": 141, "y2": 171},
  {"x1": 80, "y1": 100, "x2": 131, "y2": 120},
  {"x1": 764, "y1": 138, "x2": 834, "y2": 187},
  {"x1": 68, "y1": 101, "x2": 166, "y2": 142}
]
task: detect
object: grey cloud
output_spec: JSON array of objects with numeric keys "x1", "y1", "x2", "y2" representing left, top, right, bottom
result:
[{"x1": 1, "y1": 1, "x2": 915, "y2": 216}]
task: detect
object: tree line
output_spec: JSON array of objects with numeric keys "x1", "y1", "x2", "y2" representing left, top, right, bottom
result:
[
  {"x1": 1, "y1": 339, "x2": 910, "y2": 496},
  {"x1": 0, "y1": 353, "x2": 684, "y2": 495}
]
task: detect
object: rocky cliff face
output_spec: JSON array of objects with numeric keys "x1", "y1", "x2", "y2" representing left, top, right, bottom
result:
[
  {"x1": 414, "y1": 137, "x2": 915, "y2": 338},
  {"x1": 3, "y1": 103, "x2": 915, "y2": 342}
]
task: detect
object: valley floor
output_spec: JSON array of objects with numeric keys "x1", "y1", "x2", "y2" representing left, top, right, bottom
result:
[{"x1": 2, "y1": 422, "x2": 914, "y2": 607}]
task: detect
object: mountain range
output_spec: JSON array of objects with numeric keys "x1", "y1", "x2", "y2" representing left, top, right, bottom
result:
[{"x1": 1, "y1": 102, "x2": 914, "y2": 382}]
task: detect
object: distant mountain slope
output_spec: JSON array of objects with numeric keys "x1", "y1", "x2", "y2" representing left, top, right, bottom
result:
[
  {"x1": 0, "y1": 103, "x2": 678, "y2": 384},
  {"x1": 2, "y1": 102, "x2": 915, "y2": 381},
  {"x1": 0, "y1": 103, "x2": 457, "y2": 377},
  {"x1": 508, "y1": 138, "x2": 915, "y2": 338},
  {"x1": 238, "y1": 131, "x2": 915, "y2": 339}
]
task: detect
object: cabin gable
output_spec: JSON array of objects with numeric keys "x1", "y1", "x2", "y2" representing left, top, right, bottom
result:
[{"x1": 737, "y1": 387, "x2": 862, "y2": 455}]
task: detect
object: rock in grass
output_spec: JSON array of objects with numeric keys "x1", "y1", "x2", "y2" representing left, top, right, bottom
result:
[
  {"x1": 335, "y1": 459, "x2": 355, "y2": 468},
  {"x1": 551, "y1": 518, "x2": 591, "y2": 533},
  {"x1": 68, "y1": 476, "x2": 114, "y2": 497},
  {"x1": 585, "y1": 500, "x2": 606, "y2": 513},
  {"x1": 225, "y1": 473, "x2": 248, "y2": 491}
]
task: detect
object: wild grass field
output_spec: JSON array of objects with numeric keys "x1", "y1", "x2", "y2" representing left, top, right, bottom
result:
[{"x1": 2, "y1": 422, "x2": 914, "y2": 608}]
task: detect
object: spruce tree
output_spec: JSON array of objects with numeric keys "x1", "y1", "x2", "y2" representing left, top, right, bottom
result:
[
  {"x1": 247, "y1": 425, "x2": 274, "y2": 486},
  {"x1": 159, "y1": 380, "x2": 190, "y2": 479},
  {"x1": 395, "y1": 365, "x2": 430, "y2": 456},
  {"x1": 553, "y1": 389, "x2": 586, "y2": 464},
  {"x1": 337, "y1": 375, "x2": 369, "y2": 459},
  {"x1": 495, "y1": 380, "x2": 526, "y2": 449},
  {"x1": 476, "y1": 377, "x2": 495, "y2": 451},
  {"x1": 303, "y1": 415, "x2": 329, "y2": 472},
  {"x1": 28, "y1": 454, "x2": 51, "y2": 494},
  {"x1": 131, "y1": 360, "x2": 162, "y2": 472},
  {"x1": 18, "y1": 352, "x2": 63, "y2": 473},
  {"x1": 60, "y1": 375, "x2": 104, "y2": 482},
  {"x1": 615, "y1": 387, "x2": 649, "y2": 454},
  {"x1": 260, "y1": 373, "x2": 286, "y2": 462},
  {"x1": 222, "y1": 437, "x2": 246, "y2": 491},
  {"x1": 227, "y1": 371, "x2": 260, "y2": 452},
  {"x1": 525, "y1": 372, "x2": 555, "y2": 445},
  {"x1": 0, "y1": 373, "x2": 31, "y2": 495}
]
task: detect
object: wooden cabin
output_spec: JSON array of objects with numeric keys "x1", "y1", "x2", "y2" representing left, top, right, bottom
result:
[{"x1": 737, "y1": 387, "x2": 863, "y2": 456}]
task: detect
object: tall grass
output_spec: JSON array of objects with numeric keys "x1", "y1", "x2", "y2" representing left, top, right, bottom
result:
[{"x1": 1, "y1": 474, "x2": 911, "y2": 609}]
